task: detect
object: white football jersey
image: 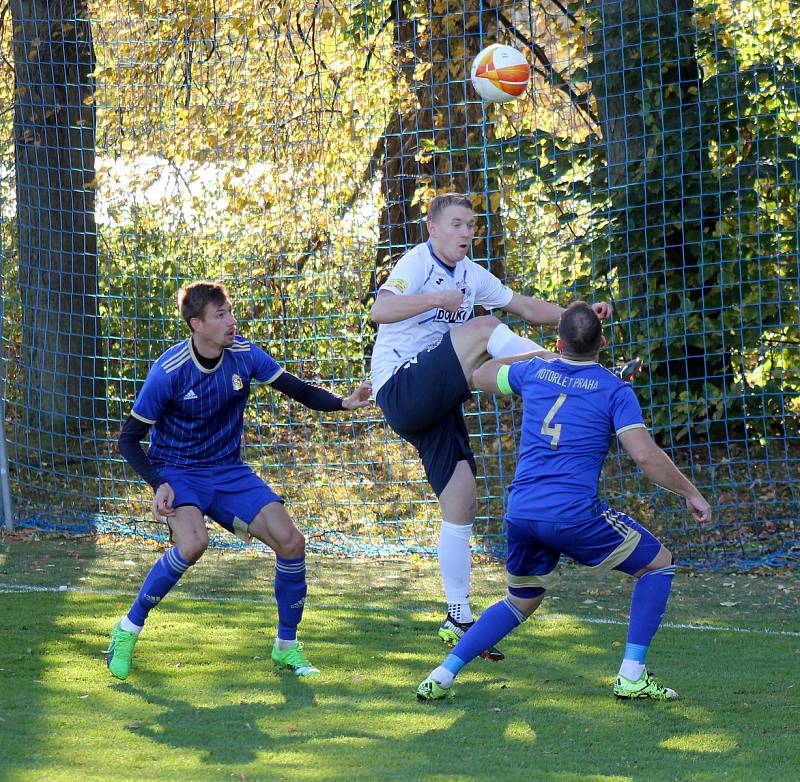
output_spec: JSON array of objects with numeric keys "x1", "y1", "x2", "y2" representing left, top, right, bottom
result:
[{"x1": 370, "y1": 242, "x2": 513, "y2": 395}]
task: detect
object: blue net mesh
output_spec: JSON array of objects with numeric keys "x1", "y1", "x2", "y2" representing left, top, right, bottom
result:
[{"x1": 0, "y1": 0, "x2": 798, "y2": 569}]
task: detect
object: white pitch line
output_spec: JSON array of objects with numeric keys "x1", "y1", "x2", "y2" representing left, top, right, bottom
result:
[{"x1": 1, "y1": 582, "x2": 798, "y2": 638}]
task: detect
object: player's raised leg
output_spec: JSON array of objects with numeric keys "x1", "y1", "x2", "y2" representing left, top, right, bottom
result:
[
  {"x1": 450, "y1": 314, "x2": 545, "y2": 382},
  {"x1": 248, "y1": 502, "x2": 319, "y2": 677},
  {"x1": 613, "y1": 538, "x2": 678, "y2": 700},
  {"x1": 107, "y1": 505, "x2": 206, "y2": 680}
]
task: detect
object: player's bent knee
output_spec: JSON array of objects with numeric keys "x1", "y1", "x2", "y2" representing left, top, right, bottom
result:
[
  {"x1": 274, "y1": 529, "x2": 305, "y2": 559},
  {"x1": 507, "y1": 589, "x2": 545, "y2": 617},
  {"x1": 177, "y1": 535, "x2": 208, "y2": 564},
  {"x1": 466, "y1": 314, "x2": 501, "y2": 340},
  {"x1": 452, "y1": 314, "x2": 500, "y2": 346},
  {"x1": 641, "y1": 543, "x2": 672, "y2": 573}
]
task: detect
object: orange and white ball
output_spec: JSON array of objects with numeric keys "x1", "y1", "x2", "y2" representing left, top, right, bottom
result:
[{"x1": 470, "y1": 44, "x2": 530, "y2": 103}]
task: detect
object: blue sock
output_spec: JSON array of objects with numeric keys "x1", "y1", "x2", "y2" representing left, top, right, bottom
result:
[
  {"x1": 127, "y1": 547, "x2": 191, "y2": 627},
  {"x1": 275, "y1": 556, "x2": 307, "y2": 641},
  {"x1": 445, "y1": 597, "x2": 527, "y2": 675},
  {"x1": 625, "y1": 565, "x2": 676, "y2": 663}
]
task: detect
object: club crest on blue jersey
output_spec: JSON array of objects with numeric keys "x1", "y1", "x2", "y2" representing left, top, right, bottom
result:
[{"x1": 232, "y1": 373, "x2": 244, "y2": 391}]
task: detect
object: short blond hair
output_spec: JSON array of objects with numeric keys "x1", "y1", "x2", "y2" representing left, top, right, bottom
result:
[{"x1": 426, "y1": 192, "x2": 474, "y2": 223}]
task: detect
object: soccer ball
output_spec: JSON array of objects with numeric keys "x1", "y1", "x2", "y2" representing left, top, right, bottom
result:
[{"x1": 470, "y1": 44, "x2": 530, "y2": 103}]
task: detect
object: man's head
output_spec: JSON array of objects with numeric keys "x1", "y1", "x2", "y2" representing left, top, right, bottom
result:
[
  {"x1": 177, "y1": 281, "x2": 236, "y2": 348},
  {"x1": 426, "y1": 193, "x2": 476, "y2": 266},
  {"x1": 557, "y1": 301, "x2": 604, "y2": 358}
]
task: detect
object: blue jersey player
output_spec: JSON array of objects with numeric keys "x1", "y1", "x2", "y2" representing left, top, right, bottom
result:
[
  {"x1": 107, "y1": 281, "x2": 371, "y2": 680},
  {"x1": 416, "y1": 302, "x2": 710, "y2": 702}
]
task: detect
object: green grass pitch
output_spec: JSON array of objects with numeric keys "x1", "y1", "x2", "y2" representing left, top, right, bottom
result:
[{"x1": 0, "y1": 534, "x2": 798, "y2": 781}]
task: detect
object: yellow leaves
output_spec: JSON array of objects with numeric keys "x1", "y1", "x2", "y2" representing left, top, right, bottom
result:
[{"x1": 413, "y1": 61, "x2": 432, "y2": 81}]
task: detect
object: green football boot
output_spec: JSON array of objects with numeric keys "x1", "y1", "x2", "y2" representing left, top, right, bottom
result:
[
  {"x1": 416, "y1": 676, "x2": 454, "y2": 701},
  {"x1": 438, "y1": 614, "x2": 504, "y2": 661},
  {"x1": 613, "y1": 669, "x2": 678, "y2": 701},
  {"x1": 106, "y1": 620, "x2": 139, "y2": 680},
  {"x1": 271, "y1": 641, "x2": 320, "y2": 677}
]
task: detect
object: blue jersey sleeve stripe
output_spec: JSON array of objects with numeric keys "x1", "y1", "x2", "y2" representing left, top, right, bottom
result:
[
  {"x1": 162, "y1": 353, "x2": 192, "y2": 374},
  {"x1": 265, "y1": 367, "x2": 284, "y2": 384},
  {"x1": 131, "y1": 409, "x2": 156, "y2": 425},
  {"x1": 616, "y1": 423, "x2": 647, "y2": 435}
]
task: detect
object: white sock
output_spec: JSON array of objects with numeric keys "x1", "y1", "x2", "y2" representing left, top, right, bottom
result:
[
  {"x1": 439, "y1": 522, "x2": 473, "y2": 623},
  {"x1": 447, "y1": 602, "x2": 473, "y2": 624},
  {"x1": 618, "y1": 659, "x2": 645, "y2": 681},
  {"x1": 120, "y1": 616, "x2": 142, "y2": 634},
  {"x1": 486, "y1": 323, "x2": 544, "y2": 358},
  {"x1": 275, "y1": 638, "x2": 298, "y2": 651},
  {"x1": 430, "y1": 666, "x2": 454, "y2": 688}
]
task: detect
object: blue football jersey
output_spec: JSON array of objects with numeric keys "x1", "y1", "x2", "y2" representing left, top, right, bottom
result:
[
  {"x1": 503, "y1": 357, "x2": 646, "y2": 521},
  {"x1": 131, "y1": 336, "x2": 282, "y2": 468}
]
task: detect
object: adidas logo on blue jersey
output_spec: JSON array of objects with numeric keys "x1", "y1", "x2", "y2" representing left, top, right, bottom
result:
[{"x1": 183, "y1": 389, "x2": 198, "y2": 400}]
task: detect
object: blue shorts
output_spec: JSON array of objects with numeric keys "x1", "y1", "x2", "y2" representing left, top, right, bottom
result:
[
  {"x1": 376, "y1": 332, "x2": 476, "y2": 496},
  {"x1": 158, "y1": 463, "x2": 283, "y2": 536},
  {"x1": 505, "y1": 503, "x2": 662, "y2": 597}
]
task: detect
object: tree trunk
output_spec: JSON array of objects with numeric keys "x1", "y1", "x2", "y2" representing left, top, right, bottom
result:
[
  {"x1": 376, "y1": 0, "x2": 509, "y2": 285},
  {"x1": 591, "y1": 0, "x2": 737, "y2": 438},
  {"x1": 11, "y1": 0, "x2": 101, "y2": 448}
]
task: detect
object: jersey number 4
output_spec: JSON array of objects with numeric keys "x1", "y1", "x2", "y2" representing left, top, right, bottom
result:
[{"x1": 541, "y1": 393, "x2": 568, "y2": 449}]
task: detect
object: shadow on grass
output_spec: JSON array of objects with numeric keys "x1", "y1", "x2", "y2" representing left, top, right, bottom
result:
[
  {"x1": 106, "y1": 612, "x2": 736, "y2": 779},
  {"x1": 0, "y1": 530, "x2": 99, "y2": 779},
  {"x1": 2, "y1": 546, "x2": 796, "y2": 781},
  {"x1": 111, "y1": 679, "x2": 323, "y2": 764}
]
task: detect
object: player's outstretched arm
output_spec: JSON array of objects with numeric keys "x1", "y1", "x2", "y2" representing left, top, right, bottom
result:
[
  {"x1": 270, "y1": 371, "x2": 371, "y2": 412},
  {"x1": 502, "y1": 293, "x2": 612, "y2": 326},
  {"x1": 619, "y1": 427, "x2": 712, "y2": 524},
  {"x1": 370, "y1": 289, "x2": 464, "y2": 324},
  {"x1": 341, "y1": 381, "x2": 372, "y2": 410}
]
